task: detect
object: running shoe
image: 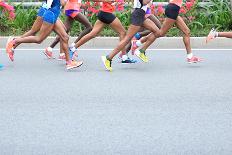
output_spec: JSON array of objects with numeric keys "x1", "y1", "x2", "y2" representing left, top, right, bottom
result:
[
  {"x1": 119, "y1": 55, "x2": 137, "y2": 64},
  {"x1": 43, "y1": 47, "x2": 54, "y2": 59},
  {"x1": 0, "y1": 64, "x2": 3, "y2": 69},
  {"x1": 187, "y1": 56, "x2": 203, "y2": 64},
  {"x1": 135, "y1": 49, "x2": 148, "y2": 63},
  {"x1": 57, "y1": 53, "x2": 66, "y2": 61},
  {"x1": 206, "y1": 28, "x2": 217, "y2": 43},
  {"x1": 101, "y1": 56, "x2": 112, "y2": 71},
  {"x1": 6, "y1": 37, "x2": 15, "y2": 61},
  {"x1": 66, "y1": 60, "x2": 83, "y2": 70}
]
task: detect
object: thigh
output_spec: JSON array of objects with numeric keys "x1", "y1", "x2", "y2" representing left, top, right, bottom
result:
[
  {"x1": 74, "y1": 13, "x2": 92, "y2": 28},
  {"x1": 109, "y1": 17, "x2": 126, "y2": 34},
  {"x1": 142, "y1": 18, "x2": 159, "y2": 34},
  {"x1": 90, "y1": 20, "x2": 105, "y2": 35},
  {"x1": 30, "y1": 16, "x2": 43, "y2": 33},
  {"x1": 148, "y1": 15, "x2": 161, "y2": 29},
  {"x1": 159, "y1": 18, "x2": 176, "y2": 36},
  {"x1": 175, "y1": 16, "x2": 190, "y2": 34},
  {"x1": 38, "y1": 22, "x2": 54, "y2": 40},
  {"x1": 54, "y1": 20, "x2": 68, "y2": 38}
]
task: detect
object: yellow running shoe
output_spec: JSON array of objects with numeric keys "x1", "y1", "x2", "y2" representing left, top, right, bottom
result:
[
  {"x1": 101, "y1": 56, "x2": 112, "y2": 71},
  {"x1": 135, "y1": 49, "x2": 148, "y2": 63}
]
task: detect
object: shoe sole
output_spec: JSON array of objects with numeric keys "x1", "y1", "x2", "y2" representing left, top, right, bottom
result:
[
  {"x1": 66, "y1": 61, "x2": 83, "y2": 70},
  {"x1": 43, "y1": 51, "x2": 55, "y2": 59},
  {"x1": 188, "y1": 60, "x2": 203, "y2": 64},
  {"x1": 6, "y1": 37, "x2": 14, "y2": 62},
  {"x1": 135, "y1": 52, "x2": 148, "y2": 63}
]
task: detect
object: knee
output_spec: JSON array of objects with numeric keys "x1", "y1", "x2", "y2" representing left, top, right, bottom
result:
[
  {"x1": 183, "y1": 28, "x2": 191, "y2": 37},
  {"x1": 119, "y1": 30, "x2": 126, "y2": 38},
  {"x1": 62, "y1": 34, "x2": 69, "y2": 42},
  {"x1": 35, "y1": 37, "x2": 44, "y2": 44}
]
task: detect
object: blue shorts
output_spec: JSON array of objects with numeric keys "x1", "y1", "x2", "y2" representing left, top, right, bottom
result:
[
  {"x1": 37, "y1": 7, "x2": 47, "y2": 17},
  {"x1": 42, "y1": 6, "x2": 60, "y2": 24}
]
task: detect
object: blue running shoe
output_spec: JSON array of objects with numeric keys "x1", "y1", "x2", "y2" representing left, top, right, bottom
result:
[{"x1": 121, "y1": 57, "x2": 137, "y2": 63}]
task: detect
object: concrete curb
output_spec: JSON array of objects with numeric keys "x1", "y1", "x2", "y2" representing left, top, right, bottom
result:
[{"x1": 0, "y1": 37, "x2": 231, "y2": 49}]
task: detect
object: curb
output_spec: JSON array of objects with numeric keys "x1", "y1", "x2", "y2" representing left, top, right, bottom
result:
[{"x1": 0, "y1": 37, "x2": 232, "y2": 49}]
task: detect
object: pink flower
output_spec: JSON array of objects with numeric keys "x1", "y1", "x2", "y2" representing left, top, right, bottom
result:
[
  {"x1": 179, "y1": 7, "x2": 186, "y2": 14},
  {"x1": 117, "y1": 4, "x2": 124, "y2": 11},
  {"x1": 0, "y1": 2, "x2": 15, "y2": 20},
  {"x1": 157, "y1": 5, "x2": 164, "y2": 15},
  {"x1": 185, "y1": 2, "x2": 194, "y2": 10}
]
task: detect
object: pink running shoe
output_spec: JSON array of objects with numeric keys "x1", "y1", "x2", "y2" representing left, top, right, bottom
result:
[
  {"x1": 43, "y1": 47, "x2": 54, "y2": 59},
  {"x1": 187, "y1": 56, "x2": 203, "y2": 64},
  {"x1": 6, "y1": 37, "x2": 15, "y2": 61},
  {"x1": 66, "y1": 60, "x2": 83, "y2": 70},
  {"x1": 57, "y1": 53, "x2": 66, "y2": 61},
  {"x1": 131, "y1": 38, "x2": 138, "y2": 55},
  {"x1": 206, "y1": 28, "x2": 217, "y2": 43}
]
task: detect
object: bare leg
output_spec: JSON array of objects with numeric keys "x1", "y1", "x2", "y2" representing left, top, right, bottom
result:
[
  {"x1": 218, "y1": 32, "x2": 232, "y2": 38},
  {"x1": 21, "y1": 16, "x2": 43, "y2": 37},
  {"x1": 108, "y1": 25, "x2": 141, "y2": 60},
  {"x1": 53, "y1": 20, "x2": 70, "y2": 61},
  {"x1": 141, "y1": 18, "x2": 176, "y2": 51},
  {"x1": 175, "y1": 16, "x2": 191, "y2": 54},
  {"x1": 14, "y1": 22, "x2": 54, "y2": 48},
  {"x1": 73, "y1": 13, "x2": 93, "y2": 43},
  {"x1": 109, "y1": 17, "x2": 126, "y2": 54},
  {"x1": 50, "y1": 17, "x2": 72, "y2": 48},
  {"x1": 14, "y1": 16, "x2": 43, "y2": 48},
  {"x1": 74, "y1": 20, "x2": 105, "y2": 48}
]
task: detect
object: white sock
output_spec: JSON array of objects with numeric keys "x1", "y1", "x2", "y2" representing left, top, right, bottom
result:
[
  {"x1": 215, "y1": 32, "x2": 218, "y2": 37},
  {"x1": 136, "y1": 40, "x2": 142, "y2": 47},
  {"x1": 60, "y1": 53, "x2": 65, "y2": 56},
  {"x1": 70, "y1": 43, "x2": 75, "y2": 48},
  {"x1": 187, "y1": 53, "x2": 193, "y2": 59},
  {"x1": 47, "y1": 47, "x2": 53, "y2": 52},
  {"x1": 70, "y1": 46, "x2": 77, "y2": 52}
]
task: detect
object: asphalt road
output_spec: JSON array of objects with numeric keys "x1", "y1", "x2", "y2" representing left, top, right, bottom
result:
[{"x1": 0, "y1": 48, "x2": 232, "y2": 155}]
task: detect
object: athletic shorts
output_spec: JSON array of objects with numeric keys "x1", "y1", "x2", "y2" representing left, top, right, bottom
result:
[
  {"x1": 165, "y1": 3, "x2": 180, "y2": 20},
  {"x1": 65, "y1": 9, "x2": 80, "y2": 18},
  {"x1": 43, "y1": 6, "x2": 60, "y2": 24},
  {"x1": 97, "y1": 11, "x2": 116, "y2": 24},
  {"x1": 131, "y1": 8, "x2": 146, "y2": 26},
  {"x1": 37, "y1": 7, "x2": 47, "y2": 17}
]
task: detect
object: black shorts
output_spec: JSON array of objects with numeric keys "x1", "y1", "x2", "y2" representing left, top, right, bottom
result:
[
  {"x1": 131, "y1": 8, "x2": 146, "y2": 26},
  {"x1": 165, "y1": 3, "x2": 180, "y2": 20},
  {"x1": 97, "y1": 11, "x2": 116, "y2": 24}
]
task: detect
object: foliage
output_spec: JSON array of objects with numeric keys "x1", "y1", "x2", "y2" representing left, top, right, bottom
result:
[{"x1": 1, "y1": 0, "x2": 232, "y2": 36}]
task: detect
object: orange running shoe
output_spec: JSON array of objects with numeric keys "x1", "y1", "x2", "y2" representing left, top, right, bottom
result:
[
  {"x1": 66, "y1": 60, "x2": 83, "y2": 70},
  {"x1": 6, "y1": 37, "x2": 15, "y2": 61}
]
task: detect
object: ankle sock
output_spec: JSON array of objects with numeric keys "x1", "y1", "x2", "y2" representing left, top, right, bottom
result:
[{"x1": 187, "y1": 53, "x2": 193, "y2": 59}]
